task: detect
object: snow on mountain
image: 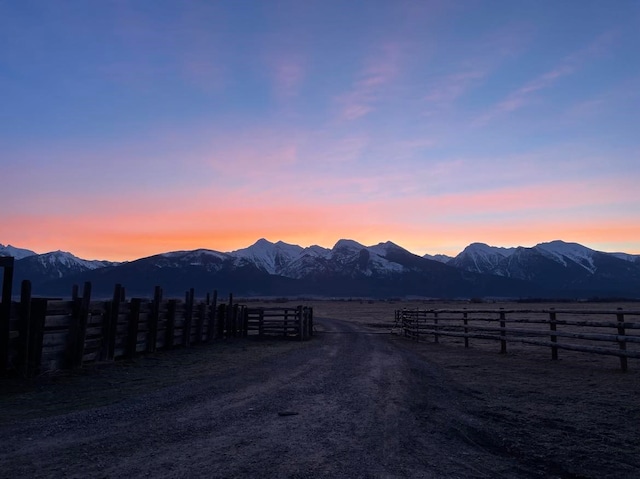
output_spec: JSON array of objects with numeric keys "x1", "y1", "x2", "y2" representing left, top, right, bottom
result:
[
  {"x1": 366, "y1": 241, "x2": 402, "y2": 257},
  {"x1": 38, "y1": 250, "x2": 116, "y2": 271},
  {"x1": 450, "y1": 240, "x2": 611, "y2": 277},
  {"x1": 152, "y1": 249, "x2": 229, "y2": 271},
  {"x1": 276, "y1": 240, "x2": 411, "y2": 279},
  {"x1": 14, "y1": 250, "x2": 119, "y2": 282},
  {"x1": 303, "y1": 245, "x2": 332, "y2": 257},
  {"x1": 534, "y1": 240, "x2": 597, "y2": 273},
  {"x1": 231, "y1": 238, "x2": 303, "y2": 274},
  {"x1": 449, "y1": 242, "x2": 516, "y2": 273},
  {"x1": 0, "y1": 243, "x2": 37, "y2": 260},
  {"x1": 330, "y1": 239, "x2": 366, "y2": 258},
  {"x1": 423, "y1": 253, "x2": 452, "y2": 263},
  {"x1": 325, "y1": 240, "x2": 417, "y2": 276},
  {"x1": 609, "y1": 252, "x2": 640, "y2": 262},
  {"x1": 278, "y1": 244, "x2": 331, "y2": 279},
  {"x1": 367, "y1": 241, "x2": 416, "y2": 271},
  {"x1": 6, "y1": 238, "x2": 640, "y2": 298},
  {"x1": 360, "y1": 242, "x2": 406, "y2": 275}
]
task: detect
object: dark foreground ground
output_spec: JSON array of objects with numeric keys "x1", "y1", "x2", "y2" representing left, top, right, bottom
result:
[{"x1": 1, "y1": 315, "x2": 639, "y2": 478}]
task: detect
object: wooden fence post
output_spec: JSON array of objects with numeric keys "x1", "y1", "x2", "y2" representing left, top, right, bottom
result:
[
  {"x1": 196, "y1": 302, "x2": 206, "y2": 344},
  {"x1": 433, "y1": 311, "x2": 439, "y2": 344},
  {"x1": 227, "y1": 294, "x2": 234, "y2": 338},
  {"x1": 401, "y1": 309, "x2": 407, "y2": 338},
  {"x1": 147, "y1": 286, "x2": 162, "y2": 353},
  {"x1": 27, "y1": 298, "x2": 47, "y2": 377},
  {"x1": 66, "y1": 281, "x2": 92, "y2": 368},
  {"x1": 549, "y1": 309, "x2": 558, "y2": 360},
  {"x1": 207, "y1": 290, "x2": 218, "y2": 342},
  {"x1": 17, "y1": 280, "x2": 32, "y2": 377},
  {"x1": 0, "y1": 256, "x2": 14, "y2": 374},
  {"x1": 217, "y1": 303, "x2": 226, "y2": 338},
  {"x1": 165, "y1": 300, "x2": 177, "y2": 349},
  {"x1": 463, "y1": 309, "x2": 469, "y2": 348},
  {"x1": 232, "y1": 303, "x2": 239, "y2": 338},
  {"x1": 183, "y1": 288, "x2": 194, "y2": 347},
  {"x1": 126, "y1": 298, "x2": 142, "y2": 358},
  {"x1": 259, "y1": 308, "x2": 264, "y2": 338},
  {"x1": 298, "y1": 306, "x2": 304, "y2": 341},
  {"x1": 100, "y1": 284, "x2": 122, "y2": 361},
  {"x1": 499, "y1": 309, "x2": 507, "y2": 354},
  {"x1": 108, "y1": 284, "x2": 122, "y2": 360},
  {"x1": 241, "y1": 306, "x2": 248, "y2": 338},
  {"x1": 616, "y1": 308, "x2": 628, "y2": 372}
]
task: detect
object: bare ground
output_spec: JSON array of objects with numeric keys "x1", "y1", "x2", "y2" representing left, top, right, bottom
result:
[{"x1": 1, "y1": 307, "x2": 639, "y2": 478}]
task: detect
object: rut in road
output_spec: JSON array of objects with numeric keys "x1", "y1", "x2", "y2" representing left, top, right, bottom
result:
[{"x1": 1, "y1": 317, "x2": 541, "y2": 478}]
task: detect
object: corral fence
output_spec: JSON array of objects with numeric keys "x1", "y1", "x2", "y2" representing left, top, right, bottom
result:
[
  {"x1": 245, "y1": 306, "x2": 313, "y2": 340},
  {"x1": 396, "y1": 307, "x2": 640, "y2": 371},
  {"x1": 0, "y1": 275, "x2": 312, "y2": 378}
]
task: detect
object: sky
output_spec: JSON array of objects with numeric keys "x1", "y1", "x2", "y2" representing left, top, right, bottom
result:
[{"x1": 1, "y1": 0, "x2": 639, "y2": 261}]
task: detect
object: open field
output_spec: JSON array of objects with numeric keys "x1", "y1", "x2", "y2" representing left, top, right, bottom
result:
[{"x1": 1, "y1": 300, "x2": 639, "y2": 478}]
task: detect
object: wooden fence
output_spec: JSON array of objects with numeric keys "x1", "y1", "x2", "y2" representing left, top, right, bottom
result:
[
  {"x1": 1, "y1": 279, "x2": 313, "y2": 378},
  {"x1": 396, "y1": 308, "x2": 640, "y2": 371},
  {"x1": 245, "y1": 306, "x2": 313, "y2": 340}
]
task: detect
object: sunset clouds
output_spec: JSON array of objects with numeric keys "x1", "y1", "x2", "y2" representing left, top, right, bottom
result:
[{"x1": 1, "y1": 1, "x2": 639, "y2": 261}]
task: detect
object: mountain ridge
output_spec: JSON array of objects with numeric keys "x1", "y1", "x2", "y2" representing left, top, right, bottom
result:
[{"x1": 2, "y1": 239, "x2": 639, "y2": 299}]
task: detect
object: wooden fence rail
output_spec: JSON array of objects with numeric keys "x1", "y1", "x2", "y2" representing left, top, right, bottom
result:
[
  {"x1": 1, "y1": 279, "x2": 312, "y2": 378},
  {"x1": 244, "y1": 306, "x2": 313, "y2": 341},
  {"x1": 396, "y1": 308, "x2": 640, "y2": 371}
]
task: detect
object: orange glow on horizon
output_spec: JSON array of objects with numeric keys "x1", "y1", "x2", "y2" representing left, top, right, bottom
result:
[
  {"x1": 4, "y1": 210, "x2": 640, "y2": 262},
  {"x1": 3, "y1": 175, "x2": 639, "y2": 261}
]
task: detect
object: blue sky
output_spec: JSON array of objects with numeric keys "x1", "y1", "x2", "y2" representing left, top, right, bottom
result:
[{"x1": 1, "y1": 0, "x2": 639, "y2": 261}]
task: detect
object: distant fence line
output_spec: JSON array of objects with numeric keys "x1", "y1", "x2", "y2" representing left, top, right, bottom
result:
[
  {"x1": 0, "y1": 272, "x2": 313, "y2": 378},
  {"x1": 396, "y1": 308, "x2": 640, "y2": 371}
]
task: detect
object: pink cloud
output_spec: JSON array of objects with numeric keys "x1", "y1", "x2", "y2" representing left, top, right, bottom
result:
[
  {"x1": 267, "y1": 55, "x2": 306, "y2": 99},
  {"x1": 423, "y1": 70, "x2": 486, "y2": 105},
  {"x1": 206, "y1": 128, "x2": 302, "y2": 178},
  {"x1": 336, "y1": 42, "x2": 403, "y2": 121}
]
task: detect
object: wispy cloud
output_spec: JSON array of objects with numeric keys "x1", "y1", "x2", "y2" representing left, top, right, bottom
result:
[
  {"x1": 423, "y1": 70, "x2": 486, "y2": 111},
  {"x1": 474, "y1": 31, "x2": 618, "y2": 126},
  {"x1": 207, "y1": 131, "x2": 301, "y2": 178},
  {"x1": 336, "y1": 43, "x2": 403, "y2": 121},
  {"x1": 268, "y1": 55, "x2": 306, "y2": 99}
]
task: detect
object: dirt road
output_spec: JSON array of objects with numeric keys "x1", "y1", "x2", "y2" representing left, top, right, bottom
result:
[{"x1": 1, "y1": 316, "x2": 638, "y2": 478}]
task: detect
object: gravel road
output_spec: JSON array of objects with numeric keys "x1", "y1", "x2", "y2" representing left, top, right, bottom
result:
[{"x1": 1, "y1": 316, "x2": 638, "y2": 478}]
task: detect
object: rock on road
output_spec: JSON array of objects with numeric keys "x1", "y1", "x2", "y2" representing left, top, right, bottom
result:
[{"x1": 0, "y1": 317, "x2": 600, "y2": 478}]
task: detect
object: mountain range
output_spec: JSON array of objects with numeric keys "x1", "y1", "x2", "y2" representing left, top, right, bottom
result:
[{"x1": 1, "y1": 239, "x2": 639, "y2": 300}]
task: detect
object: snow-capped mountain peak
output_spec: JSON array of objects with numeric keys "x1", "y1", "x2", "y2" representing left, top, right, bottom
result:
[
  {"x1": 367, "y1": 241, "x2": 405, "y2": 256},
  {"x1": 332, "y1": 239, "x2": 366, "y2": 251},
  {"x1": 231, "y1": 238, "x2": 303, "y2": 274},
  {"x1": 4, "y1": 238, "x2": 640, "y2": 299},
  {"x1": 157, "y1": 249, "x2": 228, "y2": 263},
  {"x1": 39, "y1": 250, "x2": 115, "y2": 270},
  {"x1": 534, "y1": 240, "x2": 597, "y2": 273},
  {"x1": 0, "y1": 243, "x2": 37, "y2": 260},
  {"x1": 423, "y1": 253, "x2": 452, "y2": 263},
  {"x1": 450, "y1": 242, "x2": 516, "y2": 273}
]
